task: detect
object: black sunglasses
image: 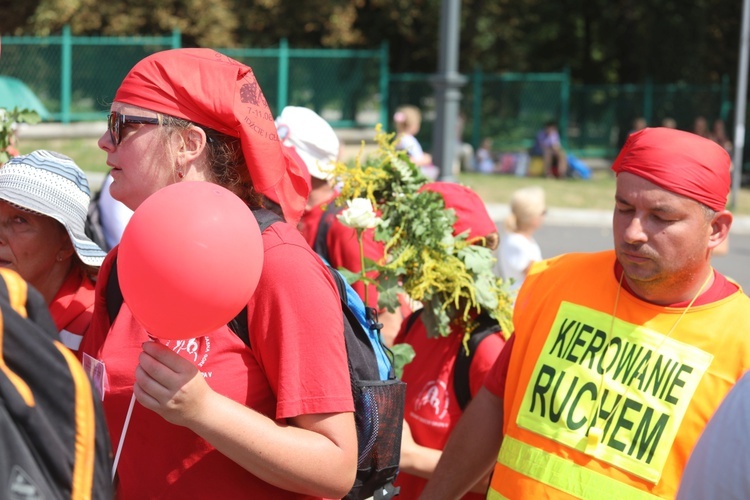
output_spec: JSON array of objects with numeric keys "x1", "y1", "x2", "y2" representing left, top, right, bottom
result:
[{"x1": 107, "y1": 111, "x2": 160, "y2": 145}]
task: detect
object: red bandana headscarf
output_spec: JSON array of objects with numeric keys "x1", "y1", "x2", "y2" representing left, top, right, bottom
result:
[
  {"x1": 420, "y1": 182, "x2": 497, "y2": 240},
  {"x1": 114, "y1": 48, "x2": 309, "y2": 224},
  {"x1": 611, "y1": 127, "x2": 731, "y2": 211}
]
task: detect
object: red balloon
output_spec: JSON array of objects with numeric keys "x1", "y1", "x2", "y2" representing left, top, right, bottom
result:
[{"x1": 118, "y1": 182, "x2": 264, "y2": 340}]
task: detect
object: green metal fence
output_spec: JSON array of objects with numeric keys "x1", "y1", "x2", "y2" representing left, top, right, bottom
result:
[
  {"x1": 389, "y1": 69, "x2": 732, "y2": 158},
  {"x1": 1, "y1": 26, "x2": 181, "y2": 122},
  {"x1": 219, "y1": 40, "x2": 389, "y2": 128},
  {"x1": 0, "y1": 26, "x2": 734, "y2": 157},
  {"x1": 569, "y1": 78, "x2": 732, "y2": 156},
  {"x1": 0, "y1": 27, "x2": 389, "y2": 128}
]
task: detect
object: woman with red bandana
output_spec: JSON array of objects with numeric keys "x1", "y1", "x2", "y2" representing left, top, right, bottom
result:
[{"x1": 79, "y1": 49, "x2": 356, "y2": 499}]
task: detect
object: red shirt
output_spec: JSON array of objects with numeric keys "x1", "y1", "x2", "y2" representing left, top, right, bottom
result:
[
  {"x1": 48, "y1": 266, "x2": 96, "y2": 356},
  {"x1": 298, "y1": 193, "x2": 337, "y2": 249},
  {"x1": 394, "y1": 315, "x2": 506, "y2": 499},
  {"x1": 81, "y1": 221, "x2": 353, "y2": 499},
  {"x1": 299, "y1": 193, "x2": 385, "y2": 308}
]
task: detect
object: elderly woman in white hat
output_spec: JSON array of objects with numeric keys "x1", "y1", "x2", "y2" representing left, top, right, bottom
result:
[{"x1": 0, "y1": 150, "x2": 106, "y2": 356}]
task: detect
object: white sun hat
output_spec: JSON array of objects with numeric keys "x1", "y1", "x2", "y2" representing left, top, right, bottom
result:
[
  {"x1": 275, "y1": 106, "x2": 340, "y2": 180},
  {"x1": 0, "y1": 150, "x2": 107, "y2": 266}
]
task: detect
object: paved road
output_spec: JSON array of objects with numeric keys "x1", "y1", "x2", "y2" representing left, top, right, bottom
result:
[{"x1": 513, "y1": 215, "x2": 750, "y2": 294}]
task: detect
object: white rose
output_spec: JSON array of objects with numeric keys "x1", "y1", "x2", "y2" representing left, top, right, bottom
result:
[{"x1": 337, "y1": 198, "x2": 381, "y2": 229}]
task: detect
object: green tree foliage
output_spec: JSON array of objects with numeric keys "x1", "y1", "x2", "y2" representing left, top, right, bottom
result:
[
  {"x1": 0, "y1": 1, "x2": 39, "y2": 35},
  {"x1": 22, "y1": 0, "x2": 239, "y2": 47},
  {"x1": 0, "y1": 108, "x2": 41, "y2": 165},
  {"x1": 5, "y1": 0, "x2": 744, "y2": 85}
]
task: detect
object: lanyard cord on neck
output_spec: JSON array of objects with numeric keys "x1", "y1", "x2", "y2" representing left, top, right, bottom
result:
[{"x1": 584, "y1": 269, "x2": 714, "y2": 455}]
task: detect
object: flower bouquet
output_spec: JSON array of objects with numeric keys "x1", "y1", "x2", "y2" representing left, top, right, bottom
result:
[{"x1": 331, "y1": 126, "x2": 514, "y2": 373}]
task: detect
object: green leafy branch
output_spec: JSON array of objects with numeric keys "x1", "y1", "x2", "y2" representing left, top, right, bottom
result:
[
  {"x1": 0, "y1": 107, "x2": 41, "y2": 164},
  {"x1": 329, "y1": 125, "x2": 515, "y2": 342}
]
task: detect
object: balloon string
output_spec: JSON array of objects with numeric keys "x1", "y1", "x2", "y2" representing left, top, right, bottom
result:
[{"x1": 112, "y1": 392, "x2": 136, "y2": 482}]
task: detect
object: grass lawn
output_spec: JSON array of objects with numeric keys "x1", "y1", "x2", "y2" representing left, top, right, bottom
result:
[
  {"x1": 460, "y1": 170, "x2": 619, "y2": 212},
  {"x1": 19, "y1": 137, "x2": 106, "y2": 172},
  {"x1": 17, "y1": 136, "x2": 750, "y2": 215},
  {"x1": 460, "y1": 169, "x2": 750, "y2": 215}
]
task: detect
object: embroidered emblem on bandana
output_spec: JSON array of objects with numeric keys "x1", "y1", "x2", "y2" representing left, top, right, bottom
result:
[{"x1": 516, "y1": 301, "x2": 713, "y2": 483}]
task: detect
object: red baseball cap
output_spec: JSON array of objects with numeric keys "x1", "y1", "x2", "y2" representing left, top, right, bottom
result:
[{"x1": 419, "y1": 182, "x2": 497, "y2": 240}]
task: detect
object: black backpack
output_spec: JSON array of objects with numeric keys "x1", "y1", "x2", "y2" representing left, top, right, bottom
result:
[
  {"x1": 402, "y1": 308, "x2": 501, "y2": 410},
  {"x1": 105, "y1": 208, "x2": 406, "y2": 500},
  {"x1": 0, "y1": 269, "x2": 113, "y2": 500},
  {"x1": 312, "y1": 201, "x2": 344, "y2": 264},
  {"x1": 84, "y1": 183, "x2": 110, "y2": 252}
]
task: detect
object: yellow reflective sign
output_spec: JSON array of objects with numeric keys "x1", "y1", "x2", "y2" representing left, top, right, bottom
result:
[{"x1": 517, "y1": 302, "x2": 713, "y2": 483}]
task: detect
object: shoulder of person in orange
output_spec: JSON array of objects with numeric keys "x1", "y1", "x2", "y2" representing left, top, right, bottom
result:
[
  {"x1": 421, "y1": 126, "x2": 747, "y2": 499},
  {"x1": 0, "y1": 150, "x2": 106, "y2": 357},
  {"x1": 393, "y1": 181, "x2": 504, "y2": 499},
  {"x1": 79, "y1": 49, "x2": 357, "y2": 499}
]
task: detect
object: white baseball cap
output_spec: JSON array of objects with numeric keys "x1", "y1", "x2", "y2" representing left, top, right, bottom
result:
[{"x1": 275, "y1": 106, "x2": 340, "y2": 180}]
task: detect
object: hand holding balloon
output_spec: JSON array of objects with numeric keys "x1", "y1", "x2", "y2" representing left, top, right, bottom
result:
[
  {"x1": 118, "y1": 181, "x2": 264, "y2": 340},
  {"x1": 134, "y1": 340, "x2": 212, "y2": 426}
]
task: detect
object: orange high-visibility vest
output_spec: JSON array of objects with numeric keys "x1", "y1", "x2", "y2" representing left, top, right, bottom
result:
[{"x1": 488, "y1": 251, "x2": 750, "y2": 499}]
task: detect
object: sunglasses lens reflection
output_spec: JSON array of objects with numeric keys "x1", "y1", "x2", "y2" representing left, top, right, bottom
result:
[{"x1": 107, "y1": 112, "x2": 120, "y2": 145}]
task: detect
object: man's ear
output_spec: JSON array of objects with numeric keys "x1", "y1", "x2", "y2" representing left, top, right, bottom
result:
[{"x1": 708, "y1": 210, "x2": 733, "y2": 251}]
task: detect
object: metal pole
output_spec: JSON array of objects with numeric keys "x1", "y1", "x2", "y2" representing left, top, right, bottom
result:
[
  {"x1": 380, "y1": 40, "x2": 390, "y2": 131},
  {"x1": 431, "y1": 0, "x2": 466, "y2": 182},
  {"x1": 61, "y1": 25, "x2": 72, "y2": 124},
  {"x1": 171, "y1": 27, "x2": 181, "y2": 49},
  {"x1": 277, "y1": 38, "x2": 289, "y2": 114},
  {"x1": 471, "y1": 66, "x2": 483, "y2": 150},
  {"x1": 731, "y1": 0, "x2": 750, "y2": 209}
]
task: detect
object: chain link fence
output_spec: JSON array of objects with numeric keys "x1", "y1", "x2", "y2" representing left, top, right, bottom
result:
[{"x1": 390, "y1": 70, "x2": 731, "y2": 159}]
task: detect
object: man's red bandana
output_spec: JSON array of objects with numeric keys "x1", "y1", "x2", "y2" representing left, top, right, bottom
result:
[{"x1": 611, "y1": 127, "x2": 731, "y2": 211}]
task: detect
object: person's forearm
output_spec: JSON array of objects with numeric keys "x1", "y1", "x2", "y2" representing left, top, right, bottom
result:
[
  {"x1": 187, "y1": 391, "x2": 357, "y2": 498},
  {"x1": 400, "y1": 442, "x2": 442, "y2": 478},
  {"x1": 401, "y1": 443, "x2": 491, "y2": 494},
  {"x1": 420, "y1": 388, "x2": 504, "y2": 499}
]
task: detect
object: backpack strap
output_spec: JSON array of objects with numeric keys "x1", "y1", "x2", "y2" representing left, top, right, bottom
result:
[
  {"x1": 106, "y1": 258, "x2": 124, "y2": 325},
  {"x1": 312, "y1": 202, "x2": 343, "y2": 264},
  {"x1": 84, "y1": 181, "x2": 109, "y2": 251},
  {"x1": 223, "y1": 208, "x2": 283, "y2": 346},
  {"x1": 402, "y1": 308, "x2": 424, "y2": 339},
  {"x1": 401, "y1": 308, "x2": 500, "y2": 411},
  {"x1": 453, "y1": 314, "x2": 501, "y2": 411},
  {"x1": 226, "y1": 306, "x2": 250, "y2": 347},
  {"x1": 252, "y1": 207, "x2": 285, "y2": 232}
]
